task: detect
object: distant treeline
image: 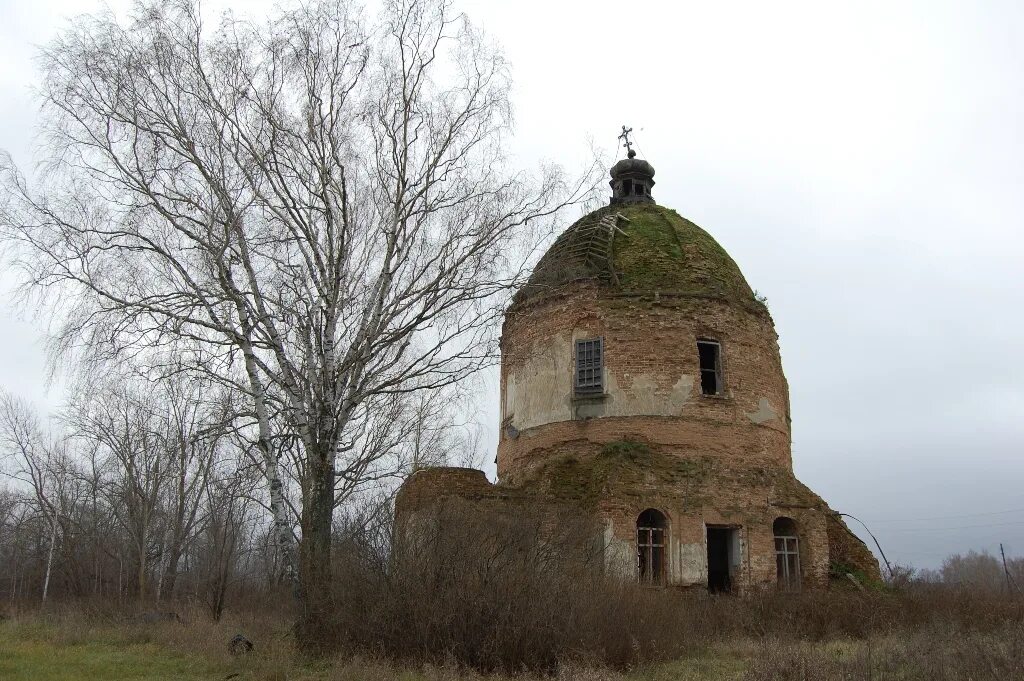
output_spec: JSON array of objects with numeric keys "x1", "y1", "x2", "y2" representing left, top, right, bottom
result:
[{"x1": 0, "y1": 372, "x2": 479, "y2": 620}]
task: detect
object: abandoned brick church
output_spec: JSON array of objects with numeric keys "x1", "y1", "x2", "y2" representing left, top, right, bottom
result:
[{"x1": 396, "y1": 148, "x2": 880, "y2": 592}]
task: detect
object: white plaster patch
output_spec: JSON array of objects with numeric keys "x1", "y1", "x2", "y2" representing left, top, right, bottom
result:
[
  {"x1": 599, "y1": 371, "x2": 695, "y2": 418},
  {"x1": 505, "y1": 332, "x2": 573, "y2": 430},
  {"x1": 603, "y1": 519, "x2": 635, "y2": 579},
  {"x1": 746, "y1": 397, "x2": 778, "y2": 424},
  {"x1": 672, "y1": 374, "x2": 697, "y2": 407},
  {"x1": 675, "y1": 542, "x2": 706, "y2": 584}
]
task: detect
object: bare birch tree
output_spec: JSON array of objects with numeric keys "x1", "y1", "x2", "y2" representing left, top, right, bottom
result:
[
  {"x1": 0, "y1": 0, "x2": 595, "y2": 644},
  {"x1": 0, "y1": 391, "x2": 72, "y2": 602}
]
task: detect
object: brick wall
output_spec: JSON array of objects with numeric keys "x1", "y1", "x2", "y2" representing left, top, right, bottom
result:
[{"x1": 498, "y1": 283, "x2": 791, "y2": 482}]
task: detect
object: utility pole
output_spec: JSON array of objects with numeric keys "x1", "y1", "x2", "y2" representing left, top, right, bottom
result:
[{"x1": 1000, "y1": 544, "x2": 1010, "y2": 592}]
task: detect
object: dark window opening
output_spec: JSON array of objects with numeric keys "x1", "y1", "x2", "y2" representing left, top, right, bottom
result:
[
  {"x1": 633, "y1": 182, "x2": 644, "y2": 196},
  {"x1": 637, "y1": 509, "x2": 667, "y2": 585},
  {"x1": 574, "y1": 338, "x2": 604, "y2": 395},
  {"x1": 773, "y1": 517, "x2": 801, "y2": 591},
  {"x1": 622, "y1": 179, "x2": 633, "y2": 196},
  {"x1": 697, "y1": 339, "x2": 722, "y2": 395},
  {"x1": 707, "y1": 526, "x2": 738, "y2": 593}
]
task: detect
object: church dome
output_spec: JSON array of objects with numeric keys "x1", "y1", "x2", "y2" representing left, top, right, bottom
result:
[{"x1": 513, "y1": 202, "x2": 763, "y2": 312}]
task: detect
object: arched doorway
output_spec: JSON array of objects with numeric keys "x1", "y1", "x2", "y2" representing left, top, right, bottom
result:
[
  {"x1": 637, "y1": 509, "x2": 667, "y2": 585},
  {"x1": 773, "y1": 517, "x2": 801, "y2": 590}
]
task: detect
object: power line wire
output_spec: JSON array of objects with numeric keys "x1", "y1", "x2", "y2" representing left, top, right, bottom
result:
[
  {"x1": 879, "y1": 520, "x2": 1024, "y2": 533},
  {"x1": 863, "y1": 506, "x2": 1024, "y2": 524}
]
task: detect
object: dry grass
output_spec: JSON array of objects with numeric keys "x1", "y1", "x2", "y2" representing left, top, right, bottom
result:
[
  {"x1": 2, "y1": 601, "x2": 1023, "y2": 681},
  {"x1": 744, "y1": 623, "x2": 1024, "y2": 680},
  {"x1": 4, "y1": 507, "x2": 1023, "y2": 680}
]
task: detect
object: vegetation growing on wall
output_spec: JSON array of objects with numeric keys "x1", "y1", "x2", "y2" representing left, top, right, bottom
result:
[{"x1": 515, "y1": 204, "x2": 769, "y2": 314}]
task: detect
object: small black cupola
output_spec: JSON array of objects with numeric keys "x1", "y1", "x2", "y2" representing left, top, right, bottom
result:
[{"x1": 609, "y1": 126, "x2": 655, "y2": 205}]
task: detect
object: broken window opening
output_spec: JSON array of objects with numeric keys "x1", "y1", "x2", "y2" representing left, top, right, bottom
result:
[
  {"x1": 574, "y1": 338, "x2": 604, "y2": 395},
  {"x1": 773, "y1": 517, "x2": 801, "y2": 591},
  {"x1": 697, "y1": 339, "x2": 723, "y2": 396},
  {"x1": 637, "y1": 509, "x2": 667, "y2": 586}
]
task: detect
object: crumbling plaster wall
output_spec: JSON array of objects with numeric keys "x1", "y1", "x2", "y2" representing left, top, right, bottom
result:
[
  {"x1": 595, "y1": 480, "x2": 831, "y2": 591},
  {"x1": 501, "y1": 327, "x2": 696, "y2": 432},
  {"x1": 498, "y1": 284, "x2": 792, "y2": 481}
]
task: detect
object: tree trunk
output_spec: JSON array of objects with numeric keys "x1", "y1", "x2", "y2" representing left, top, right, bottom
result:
[
  {"x1": 41, "y1": 517, "x2": 56, "y2": 603},
  {"x1": 296, "y1": 442, "x2": 335, "y2": 652},
  {"x1": 237, "y1": 326, "x2": 298, "y2": 587},
  {"x1": 162, "y1": 543, "x2": 183, "y2": 602},
  {"x1": 137, "y1": 526, "x2": 148, "y2": 602}
]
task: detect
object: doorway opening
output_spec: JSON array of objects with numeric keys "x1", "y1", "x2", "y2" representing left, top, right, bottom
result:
[{"x1": 706, "y1": 525, "x2": 739, "y2": 593}]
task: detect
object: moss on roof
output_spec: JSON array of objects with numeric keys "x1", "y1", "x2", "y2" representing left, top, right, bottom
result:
[{"x1": 514, "y1": 203, "x2": 762, "y2": 311}]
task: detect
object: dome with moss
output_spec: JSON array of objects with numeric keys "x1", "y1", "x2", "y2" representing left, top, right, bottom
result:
[{"x1": 513, "y1": 202, "x2": 762, "y2": 311}]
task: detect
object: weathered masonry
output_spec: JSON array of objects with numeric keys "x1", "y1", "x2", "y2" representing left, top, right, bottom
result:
[{"x1": 396, "y1": 149, "x2": 880, "y2": 592}]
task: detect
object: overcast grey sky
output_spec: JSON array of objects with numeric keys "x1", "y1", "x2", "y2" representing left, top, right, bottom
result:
[{"x1": 2, "y1": 0, "x2": 1022, "y2": 569}]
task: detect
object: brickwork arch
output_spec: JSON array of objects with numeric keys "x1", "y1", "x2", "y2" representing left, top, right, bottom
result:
[
  {"x1": 773, "y1": 516, "x2": 802, "y2": 590},
  {"x1": 636, "y1": 508, "x2": 668, "y2": 585}
]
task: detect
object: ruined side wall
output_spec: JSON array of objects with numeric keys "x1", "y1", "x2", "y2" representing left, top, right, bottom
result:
[
  {"x1": 394, "y1": 456, "x2": 871, "y2": 592},
  {"x1": 498, "y1": 284, "x2": 792, "y2": 481},
  {"x1": 826, "y1": 513, "x2": 885, "y2": 584},
  {"x1": 396, "y1": 467, "x2": 528, "y2": 515}
]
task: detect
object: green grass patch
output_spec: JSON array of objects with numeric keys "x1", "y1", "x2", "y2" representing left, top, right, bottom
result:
[{"x1": 0, "y1": 634, "x2": 220, "y2": 681}]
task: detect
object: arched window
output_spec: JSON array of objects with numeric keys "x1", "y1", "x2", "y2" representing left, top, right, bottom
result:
[
  {"x1": 773, "y1": 517, "x2": 801, "y2": 590},
  {"x1": 637, "y1": 509, "x2": 667, "y2": 585}
]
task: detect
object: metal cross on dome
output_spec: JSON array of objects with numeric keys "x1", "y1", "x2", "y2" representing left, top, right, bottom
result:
[{"x1": 618, "y1": 125, "x2": 634, "y2": 156}]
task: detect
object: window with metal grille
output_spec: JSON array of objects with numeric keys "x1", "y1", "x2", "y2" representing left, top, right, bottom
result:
[
  {"x1": 574, "y1": 338, "x2": 603, "y2": 395},
  {"x1": 697, "y1": 339, "x2": 723, "y2": 396},
  {"x1": 637, "y1": 509, "x2": 667, "y2": 585},
  {"x1": 773, "y1": 517, "x2": 801, "y2": 590}
]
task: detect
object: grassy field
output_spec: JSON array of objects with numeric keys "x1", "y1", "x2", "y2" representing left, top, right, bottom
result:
[
  {"x1": 0, "y1": 614, "x2": 752, "y2": 681},
  {"x1": 1, "y1": 618, "x2": 222, "y2": 681},
  {"x1": 2, "y1": 600, "x2": 1022, "y2": 681}
]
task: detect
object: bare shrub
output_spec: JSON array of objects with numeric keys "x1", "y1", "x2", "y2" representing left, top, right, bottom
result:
[
  {"x1": 324, "y1": 503, "x2": 1024, "y2": 674},
  {"x1": 329, "y1": 501, "x2": 697, "y2": 672}
]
